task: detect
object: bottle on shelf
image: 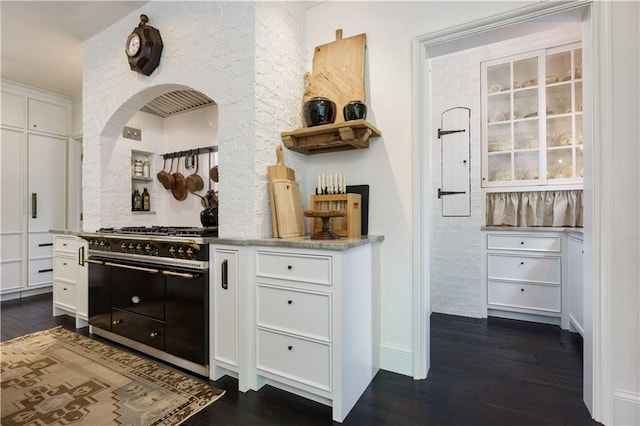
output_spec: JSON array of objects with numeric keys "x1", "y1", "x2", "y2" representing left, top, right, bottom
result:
[
  {"x1": 142, "y1": 159, "x2": 150, "y2": 177},
  {"x1": 142, "y1": 187, "x2": 150, "y2": 211},
  {"x1": 134, "y1": 159, "x2": 143, "y2": 177},
  {"x1": 133, "y1": 189, "x2": 142, "y2": 211}
]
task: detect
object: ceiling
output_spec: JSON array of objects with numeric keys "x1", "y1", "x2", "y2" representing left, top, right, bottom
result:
[{"x1": 1, "y1": 1, "x2": 149, "y2": 98}]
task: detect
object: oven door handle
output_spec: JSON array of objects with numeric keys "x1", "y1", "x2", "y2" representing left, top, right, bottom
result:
[
  {"x1": 162, "y1": 270, "x2": 198, "y2": 279},
  {"x1": 85, "y1": 259, "x2": 105, "y2": 265},
  {"x1": 104, "y1": 262, "x2": 160, "y2": 274}
]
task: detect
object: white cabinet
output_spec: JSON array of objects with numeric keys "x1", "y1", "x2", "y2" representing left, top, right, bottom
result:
[
  {"x1": 52, "y1": 235, "x2": 88, "y2": 328},
  {"x1": 28, "y1": 98, "x2": 68, "y2": 136},
  {"x1": 252, "y1": 244, "x2": 377, "y2": 423},
  {"x1": 485, "y1": 231, "x2": 566, "y2": 326},
  {"x1": 568, "y1": 234, "x2": 584, "y2": 336},
  {"x1": 481, "y1": 43, "x2": 583, "y2": 188},
  {"x1": 1, "y1": 82, "x2": 70, "y2": 300},
  {"x1": 210, "y1": 246, "x2": 240, "y2": 378}
]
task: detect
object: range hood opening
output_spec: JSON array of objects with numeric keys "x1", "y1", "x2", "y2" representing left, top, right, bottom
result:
[{"x1": 140, "y1": 90, "x2": 215, "y2": 118}]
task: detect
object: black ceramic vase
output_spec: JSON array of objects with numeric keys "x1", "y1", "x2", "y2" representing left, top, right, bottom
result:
[
  {"x1": 200, "y1": 207, "x2": 218, "y2": 227},
  {"x1": 303, "y1": 97, "x2": 336, "y2": 127},
  {"x1": 343, "y1": 100, "x2": 367, "y2": 121}
]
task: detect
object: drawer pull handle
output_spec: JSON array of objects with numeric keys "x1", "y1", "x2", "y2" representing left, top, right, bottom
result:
[
  {"x1": 39, "y1": 243, "x2": 53, "y2": 247},
  {"x1": 150, "y1": 332, "x2": 160, "y2": 338},
  {"x1": 521, "y1": 288, "x2": 524, "y2": 292},
  {"x1": 287, "y1": 300, "x2": 293, "y2": 305},
  {"x1": 63, "y1": 287, "x2": 67, "y2": 291},
  {"x1": 221, "y1": 259, "x2": 228, "y2": 290},
  {"x1": 38, "y1": 268, "x2": 53, "y2": 273},
  {"x1": 520, "y1": 241, "x2": 524, "y2": 245},
  {"x1": 287, "y1": 265, "x2": 293, "y2": 270},
  {"x1": 63, "y1": 262, "x2": 67, "y2": 266},
  {"x1": 131, "y1": 296, "x2": 141, "y2": 304},
  {"x1": 520, "y1": 262, "x2": 524, "y2": 265},
  {"x1": 287, "y1": 345, "x2": 293, "y2": 351},
  {"x1": 113, "y1": 319, "x2": 123, "y2": 325}
]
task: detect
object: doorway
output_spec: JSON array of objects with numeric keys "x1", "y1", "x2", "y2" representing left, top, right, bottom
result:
[{"x1": 412, "y1": 1, "x2": 606, "y2": 421}]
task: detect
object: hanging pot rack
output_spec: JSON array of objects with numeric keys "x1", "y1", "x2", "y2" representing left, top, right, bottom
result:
[{"x1": 162, "y1": 145, "x2": 217, "y2": 160}]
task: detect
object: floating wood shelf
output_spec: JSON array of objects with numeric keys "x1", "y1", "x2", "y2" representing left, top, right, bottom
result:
[{"x1": 281, "y1": 120, "x2": 382, "y2": 155}]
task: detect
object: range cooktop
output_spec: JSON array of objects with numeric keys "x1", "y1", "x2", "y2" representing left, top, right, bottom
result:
[{"x1": 97, "y1": 226, "x2": 218, "y2": 237}]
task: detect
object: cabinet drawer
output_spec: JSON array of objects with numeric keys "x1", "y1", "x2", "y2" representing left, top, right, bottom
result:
[
  {"x1": 28, "y1": 257, "x2": 52, "y2": 286},
  {"x1": 257, "y1": 285, "x2": 331, "y2": 342},
  {"x1": 112, "y1": 309, "x2": 165, "y2": 351},
  {"x1": 256, "y1": 251, "x2": 332, "y2": 286},
  {"x1": 488, "y1": 281, "x2": 561, "y2": 313},
  {"x1": 53, "y1": 280, "x2": 76, "y2": 310},
  {"x1": 487, "y1": 234, "x2": 561, "y2": 252},
  {"x1": 54, "y1": 254, "x2": 77, "y2": 282},
  {"x1": 488, "y1": 254, "x2": 561, "y2": 284},
  {"x1": 257, "y1": 328, "x2": 331, "y2": 391},
  {"x1": 54, "y1": 236, "x2": 76, "y2": 253},
  {"x1": 29, "y1": 233, "x2": 54, "y2": 258}
]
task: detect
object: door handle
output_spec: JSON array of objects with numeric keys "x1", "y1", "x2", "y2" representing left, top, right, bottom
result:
[
  {"x1": 104, "y1": 262, "x2": 159, "y2": 274},
  {"x1": 32, "y1": 193, "x2": 37, "y2": 218},
  {"x1": 161, "y1": 270, "x2": 196, "y2": 279},
  {"x1": 78, "y1": 246, "x2": 85, "y2": 266},
  {"x1": 438, "y1": 188, "x2": 467, "y2": 199},
  {"x1": 221, "y1": 259, "x2": 228, "y2": 289}
]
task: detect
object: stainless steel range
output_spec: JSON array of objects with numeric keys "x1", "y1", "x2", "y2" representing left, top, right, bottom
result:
[{"x1": 80, "y1": 226, "x2": 217, "y2": 376}]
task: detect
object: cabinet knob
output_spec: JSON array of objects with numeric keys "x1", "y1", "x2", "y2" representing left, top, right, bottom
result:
[
  {"x1": 521, "y1": 288, "x2": 525, "y2": 292},
  {"x1": 113, "y1": 319, "x2": 123, "y2": 325},
  {"x1": 287, "y1": 265, "x2": 293, "y2": 270},
  {"x1": 287, "y1": 345, "x2": 293, "y2": 351},
  {"x1": 520, "y1": 241, "x2": 524, "y2": 245},
  {"x1": 63, "y1": 262, "x2": 67, "y2": 266},
  {"x1": 150, "y1": 332, "x2": 160, "y2": 338},
  {"x1": 63, "y1": 287, "x2": 67, "y2": 291},
  {"x1": 131, "y1": 296, "x2": 141, "y2": 304},
  {"x1": 520, "y1": 262, "x2": 524, "y2": 265},
  {"x1": 287, "y1": 300, "x2": 293, "y2": 305}
]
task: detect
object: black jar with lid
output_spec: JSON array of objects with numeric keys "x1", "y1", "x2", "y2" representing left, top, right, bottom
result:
[
  {"x1": 302, "y1": 97, "x2": 336, "y2": 127},
  {"x1": 343, "y1": 100, "x2": 367, "y2": 121}
]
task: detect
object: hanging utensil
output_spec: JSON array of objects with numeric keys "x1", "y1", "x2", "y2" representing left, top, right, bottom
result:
[
  {"x1": 171, "y1": 155, "x2": 188, "y2": 201},
  {"x1": 186, "y1": 153, "x2": 204, "y2": 192},
  {"x1": 157, "y1": 156, "x2": 175, "y2": 189}
]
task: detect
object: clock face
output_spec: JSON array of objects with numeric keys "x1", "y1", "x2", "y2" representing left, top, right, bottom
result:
[{"x1": 126, "y1": 33, "x2": 141, "y2": 57}]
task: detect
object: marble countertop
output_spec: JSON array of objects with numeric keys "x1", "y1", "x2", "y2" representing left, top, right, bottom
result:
[
  {"x1": 482, "y1": 226, "x2": 583, "y2": 236},
  {"x1": 53, "y1": 229, "x2": 384, "y2": 251}
]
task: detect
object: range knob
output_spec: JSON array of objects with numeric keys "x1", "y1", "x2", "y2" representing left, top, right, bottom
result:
[
  {"x1": 177, "y1": 247, "x2": 185, "y2": 257},
  {"x1": 145, "y1": 244, "x2": 152, "y2": 253},
  {"x1": 186, "y1": 247, "x2": 194, "y2": 258},
  {"x1": 136, "y1": 244, "x2": 142, "y2": 252},
  {"x1": 120, "y1": 243, "x2": 127, "y2": 250},
  {"x1": 99, "y1": 241, "x2": 106, "y2": 249},
  {"x1": 169, "y1": 246, "x2": 176, "y2": 256},
  {"x1": 128, "y1": 243, "x2": 135, "y2": 250}
]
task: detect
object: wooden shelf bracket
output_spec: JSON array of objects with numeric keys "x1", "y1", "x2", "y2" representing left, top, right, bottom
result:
[{"x1": 281, "y1": 119, "x2": 381, "y2": 155}]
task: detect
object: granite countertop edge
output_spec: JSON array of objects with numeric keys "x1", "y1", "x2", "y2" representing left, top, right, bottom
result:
[
  {"x1": 482, "y1": 226, "x2": 584, "y2": 236},
  {"x1": 52, "y1": 229, "x2": 384, "y2": 250}
]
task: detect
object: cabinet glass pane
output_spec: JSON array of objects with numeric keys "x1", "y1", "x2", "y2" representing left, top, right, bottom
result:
[
  {"x1": 488, "y1": 152, "x2": 511, "y2": 182},
  {"x1": 576, "y1": 115, "x2": 583, "y2": 145},
  {"x1": 514, "y1": 120, "x2": 538, "y2": 150},
  {"x1": 514, "y1": 151, "x2": 539, "y2": 181},
  {"x1": 513, "y1": 57, "x2": 537, "y2": 89},
  {"x1": 547, "y1": 116, "x2": 572, "y2": 147},
  {"x1": 547, "y1": 84, "x2": 572, "y2": 116},
  {"x1": 514, "y1": 88, "x2": 537, "y2": 119},
  {"x1": 547, "y1": 51, "x2": 572, "y2": 82},
  {"x1": 575, "y1": 48, "x2": 583, "y2": 79},
  {"x1": 487, "y1": 63, "x2": 510, "y2": 92},
  {"x1": 576, "y1": 146, "x2": 583, "y2": 178},
  {"x1": 487, "y1": 93, "x2": 510, "y2": 123},
  {"x1": 487, "y1": 123, "x2": 511, "y2": 153},
  {"x1": 547, "y1": 148, "x2": 573, "y2": 179},
  {"x1": 575, "y1": 81, "x2": 583, "y2": 112}
]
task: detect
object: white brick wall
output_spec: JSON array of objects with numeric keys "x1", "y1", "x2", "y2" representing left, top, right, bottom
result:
[
  {"x1": 430, "y1": 48, "x2": 484, "y2": 318},
  {"x1": 82, "y1": 2, "x2": 306, "y2": 237}
]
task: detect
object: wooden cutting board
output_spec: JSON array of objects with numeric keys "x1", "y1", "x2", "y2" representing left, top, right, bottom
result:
[
  {"x1": 272, "y1": 179, "x2": 304, "y2": 238},
  {"x1": 303, "y1": 29, "x2": 366, "y2": 124},
  {"x1": 268, "y1": 145, "x2": 296, "y2": 237}
]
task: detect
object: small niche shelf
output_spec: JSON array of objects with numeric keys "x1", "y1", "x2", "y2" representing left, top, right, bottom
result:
[{"x1": 281, "y1": 119, "x2": 382, "y2": 155}]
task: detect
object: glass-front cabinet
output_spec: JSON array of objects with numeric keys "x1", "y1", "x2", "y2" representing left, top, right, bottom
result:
[{"x1": 481, "y1": 43, "x2": 583, "y2": 188}]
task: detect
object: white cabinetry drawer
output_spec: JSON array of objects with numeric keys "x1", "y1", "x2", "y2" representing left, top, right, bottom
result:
[
  {"x1": 54, "y1": 254, "x2": 77, "y2": 282},
  {"x1": 488, "y1": 281, "x2": 560, "y2": 313},
  {"x1": 28, "y1": 257, "x2": 52, "y2": 286},
  {"x1": 487, "y1": 234, "x2": 561, "y2": 252},
  {"x1": 53, "y1": 281, "x2": 77, "y2": 309},
  {"x1": 488, "y1": 254, "x2": 561, "y2": 284},
  {"x1": 29, "y1": 233, "x2": 54, "y2": 258},
  {"x1": 54, "y1": 236, "x2": 75, "y2": 253},
  {"x1": 257, "y1": 329, "x2": 331, "y2": 391},
  {"x1": 257, "y1": 285, "x2": 331, "y2": 341},
  {"x1": 256, "y1": 251, "x2": 332, "y2": 286}
]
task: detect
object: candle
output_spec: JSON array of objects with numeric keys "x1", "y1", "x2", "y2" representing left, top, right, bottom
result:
[{"x1": 317, "y1": 175, "x2": 321, "y2": 195}]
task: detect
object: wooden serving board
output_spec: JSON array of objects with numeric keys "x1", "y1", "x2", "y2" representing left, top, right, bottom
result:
[
  {"x1": 268, "y1": 145, "x2": 296, "y2": 237},
  {"x1": 303, "y1": 29, "x2": 366, "y2": 124},
  {"x1": 272, "y1": 179, "x2": 305, "y2": 238}
]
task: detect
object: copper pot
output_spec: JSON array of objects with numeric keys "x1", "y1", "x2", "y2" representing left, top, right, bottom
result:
[
  {"x1": 186, "y1": 153, "x2": 204, "y2": 192},
  {"x1": 157, "y1": 157, "x2": 175, "y2": 189},
  {"x1": 171, "y1": 156, "x2": 188, "y2": 201}
]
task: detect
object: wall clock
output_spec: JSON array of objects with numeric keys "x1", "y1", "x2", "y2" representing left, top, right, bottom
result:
[{"x1": 126, "y1": 14, "x2": 163, "y2": 76}]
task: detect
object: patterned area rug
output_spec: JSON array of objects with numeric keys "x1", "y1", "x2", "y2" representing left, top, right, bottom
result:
[{"x1": 1, "y1": 327, "x2": 224, "y2": 425}]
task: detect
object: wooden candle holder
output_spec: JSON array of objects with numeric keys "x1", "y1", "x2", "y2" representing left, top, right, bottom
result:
[{"x1": 310, "y1": 194, "x2": 361, "y2": 238}]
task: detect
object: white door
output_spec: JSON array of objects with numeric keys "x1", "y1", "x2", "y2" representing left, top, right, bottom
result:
[
  {"x1": 1, "y1": 128, "x2": 26, "y2": 291},
  {"x1": 439, "y1": 107, "x2": 471, "y2": 216}
]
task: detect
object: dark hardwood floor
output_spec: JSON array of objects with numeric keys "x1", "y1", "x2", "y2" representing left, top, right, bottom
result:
[{"x1": 1, "y1": 294, "x2": 596, "y2": 425}]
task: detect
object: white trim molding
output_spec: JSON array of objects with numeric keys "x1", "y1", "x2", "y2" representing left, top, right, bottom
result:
[
  {"x1": 613, "y1": 389, "x2": 640, "y2": 426},
  {"x1": 380, "y1": 343, "x2": 414, "y2": 377}
]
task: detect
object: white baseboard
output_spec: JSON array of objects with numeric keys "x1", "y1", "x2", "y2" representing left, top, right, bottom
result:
[
  {"x1": 379, "y1": 343, "x2": 413, "y2": 377},
  {"x1": 613, "y1": 389, "x2": 640, "y2": 426},
  {"x1": 1, "y1": 287, "x2": 52, "y2": 302}
]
